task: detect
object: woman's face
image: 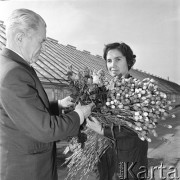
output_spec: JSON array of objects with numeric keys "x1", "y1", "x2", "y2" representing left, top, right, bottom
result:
[{"x1": 106, "y1": 49, "x2": 129, "y2": 77}]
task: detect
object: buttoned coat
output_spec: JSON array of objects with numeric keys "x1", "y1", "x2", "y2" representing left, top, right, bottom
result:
[{"x1": 0, "y1": 48, "x2": 80, "y2": 180}]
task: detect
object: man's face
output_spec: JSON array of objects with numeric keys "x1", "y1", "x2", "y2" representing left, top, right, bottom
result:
[
  {"x1": 22, "y1": 23, "x2": 46, "y2": 64},
  {"x1": 106, "y1": 49, "x2": 129, "y2": 77}
]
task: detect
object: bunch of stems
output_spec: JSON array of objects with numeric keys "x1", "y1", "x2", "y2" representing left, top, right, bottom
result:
[{"x1": 64, "y1": 128, "x2": 111, "y2": 180}]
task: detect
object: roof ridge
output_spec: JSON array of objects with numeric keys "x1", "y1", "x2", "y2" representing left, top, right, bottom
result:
[
  {"x1": 134, "y1": 68, "x2": 178, "y2": 84},
  {"x1": 66, "y1": 44, "x2": 76, "y2": 50}
]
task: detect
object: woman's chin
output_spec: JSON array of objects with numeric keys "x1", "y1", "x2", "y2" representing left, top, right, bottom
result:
[{"x1": 110, "y1": 72, "x2": 118, "y2": 77}]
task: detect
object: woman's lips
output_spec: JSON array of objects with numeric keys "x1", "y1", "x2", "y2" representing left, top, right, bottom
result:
[{"x1": 111, "y1": 70, "x2": 118, "y2": 73}]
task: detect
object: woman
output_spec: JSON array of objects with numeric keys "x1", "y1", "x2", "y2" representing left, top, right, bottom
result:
[{"x1": 87, "y1": 42, "x2": 148, "y2": 180}]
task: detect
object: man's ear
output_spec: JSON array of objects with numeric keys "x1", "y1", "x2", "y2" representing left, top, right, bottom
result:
[{"x1": 15, "y1": 32, "x2": 25, "y2": 45}]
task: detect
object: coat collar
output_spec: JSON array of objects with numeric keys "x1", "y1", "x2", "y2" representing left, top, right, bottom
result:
[{"x1": 1, "y1": 47, "x2": 31, "y2": 69}]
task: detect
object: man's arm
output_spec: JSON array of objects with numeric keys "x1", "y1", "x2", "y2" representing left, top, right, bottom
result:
[
  {"x1": 1, "y1": 67, "x2": 82, "y2": 143},
  {"x1": 49, "y1": 101, "x2": 60, "y2": 115}
]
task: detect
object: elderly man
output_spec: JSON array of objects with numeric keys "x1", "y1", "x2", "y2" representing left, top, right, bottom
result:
[{"x1": 0, "y1": 9, "x2": 93, "y2": 180}]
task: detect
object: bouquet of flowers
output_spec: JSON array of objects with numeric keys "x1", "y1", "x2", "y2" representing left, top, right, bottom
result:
[{"x1": 63, "y1": 65, "x2": 175, "y2": 180}]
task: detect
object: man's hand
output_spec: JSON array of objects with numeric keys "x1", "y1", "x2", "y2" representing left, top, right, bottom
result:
[
  {"x1": 80, "y1": 102, "x2": 95, "y2": 119},
  {"x1": 86, "y1": 116, "x2": 104, "y2": 135},
  {"x1": 58, "y1": 96, "x2": 74, "y2": 108},
  {"x1": 74, "y1": 102, "x2": 95, "y2": 124}
]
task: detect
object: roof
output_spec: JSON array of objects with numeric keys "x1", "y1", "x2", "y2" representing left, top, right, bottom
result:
[{"x1": 0, "y1": 21, "x2": 180, "y2": 94}]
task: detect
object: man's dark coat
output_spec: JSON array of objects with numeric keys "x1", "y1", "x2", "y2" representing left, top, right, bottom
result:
[{"x1": 0, "y1": 48, "x2": 80, "y2": 180}]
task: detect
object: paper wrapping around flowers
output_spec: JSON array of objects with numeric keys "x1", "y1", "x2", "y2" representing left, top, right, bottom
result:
[{"x1": 63, "y1": 65, "x2": 175, "y2": 180}]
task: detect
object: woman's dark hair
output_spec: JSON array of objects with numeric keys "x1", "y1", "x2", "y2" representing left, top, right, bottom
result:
[{"x1": 103, "y1": 42, "x2": 136, "y2": 70}]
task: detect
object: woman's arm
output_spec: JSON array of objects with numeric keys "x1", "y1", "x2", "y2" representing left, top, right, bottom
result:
[
  {"x1": 87, "y1": 117, "x2": 135, "y2": 140},
  {"x1": 104, "y1": 125, "x2": 134, "y2": 140}
]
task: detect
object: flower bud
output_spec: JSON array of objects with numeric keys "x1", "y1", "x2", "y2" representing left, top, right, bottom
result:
[
  {"x1": 168, "y1": 106, "x2": 173, "y2": 110},
  {"x1": 143, "y1": 112, "x2": 148, "y2": 117},
  {"x1": 148, "y1": 124, "x2": 154, "y2": 129},
  {"x1": 139, "y1": 136, "x2": 145, "y2": 141},
  {"x1": 118, "y1": 104, "x2": 123, "y2": 109},
  {"x1": 166, "y1": 125, "x2": 172, "y2": 128},
  {"x1": 135, "y1": 126, "x2": 141, "y2": 131},
  {"x1": 156, "y1": 101, "x2": 161, "y2": 105},
  {"x1": 111, "y1": 101, "x2": 114, "y2": 105},
  {"x1": 163, "y1": 112, "x2": 169, "y2": 117},
  {"x1": 135, "y1": 112, "x2": 140, "y2": 116},
  {"x1": 106, "y1": 102, "x2": 110, "y2": 106},
  {"x1": 167, "y1": 101, "x2": 172, "y2": 105},
  {"x1": 135, "y1": 122, "x2": 141, "y2": 127},
  {"x1": 159, "y1": 108, "x2": 165, "y2": 112},
  {"x1": 141, "y1": 90, "x2": 146, "y2": 94},
  {"x1": 134, "y1": 116, "x2": 139, "y2": 121},
  {"x1": 144, "y1": 117, "x2": 149, "y2": 121},
  {"x1": 151, "y1": 129, "x2": 158, "y2": 137},
  {"x1": 151, "y1": 101, "x2": 155, "y2": 105},
  {"x1": 107, "y1": 98, "x2": 111, "y2": 102},
  {"x1": 114, "y1": 99, "x2": 118, "y2": 103},
  {"x1": 124, "y1": 106, "x2": 130, "y2": 110},
  {"x1": 111, "y1": 105, "x2": 115, "y2": 109},
  {"x1": 153, "y1": 119, "x2": 158, "y2": 123}
]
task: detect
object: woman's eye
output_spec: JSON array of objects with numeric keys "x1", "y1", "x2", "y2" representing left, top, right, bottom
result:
[{"x1": 107, "y1": 59, "x2": 112, "y2": 63}]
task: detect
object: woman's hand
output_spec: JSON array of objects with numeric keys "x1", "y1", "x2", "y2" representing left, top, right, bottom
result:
[{"x1": 86, "y1": 116, "x2": 104, "y2": 135}]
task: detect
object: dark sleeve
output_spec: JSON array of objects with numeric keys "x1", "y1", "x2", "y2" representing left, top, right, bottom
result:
[
  {"x1": 49, "y1": 101, "x2": 62, "y2": 115},
  {"x1": 104, "y1": 125, "x2": 136, "y2": 140},
  {"x1": 1, "y1": 67, "x2": 80, "y2": 143}
]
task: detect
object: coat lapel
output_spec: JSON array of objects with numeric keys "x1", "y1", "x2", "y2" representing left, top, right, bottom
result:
[{"x1": 30, "y1": 66, "x2": 49, "y2": 107}]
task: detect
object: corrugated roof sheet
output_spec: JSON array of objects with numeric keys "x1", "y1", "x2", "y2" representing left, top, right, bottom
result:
[{"x1": 0, "y1": 21, "x2": 180, "y2": 94}]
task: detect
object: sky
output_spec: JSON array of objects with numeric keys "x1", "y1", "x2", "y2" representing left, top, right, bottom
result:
[{"x1": 0, "y1": 0, "x2": 180, "y2": 84}]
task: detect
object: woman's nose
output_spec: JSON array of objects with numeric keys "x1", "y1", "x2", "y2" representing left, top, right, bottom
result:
[{"x1": 111, "y1": 60, "x2": 116, "y2": 67}]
